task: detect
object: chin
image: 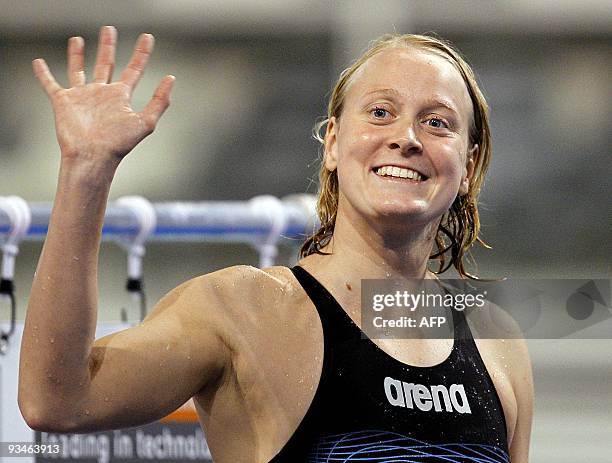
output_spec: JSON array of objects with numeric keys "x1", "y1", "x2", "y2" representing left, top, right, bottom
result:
[{"x1": 370, "y1": 202, "x2": 440, "y2": 228}]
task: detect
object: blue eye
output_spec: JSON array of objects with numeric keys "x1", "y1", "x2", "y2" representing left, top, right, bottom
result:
[
  {"x1": 426, "y1": 118, "x2": 448, "y2": 129},
  {"x1": 371, "y1": 107, "x2": 390, "y2": 119}
]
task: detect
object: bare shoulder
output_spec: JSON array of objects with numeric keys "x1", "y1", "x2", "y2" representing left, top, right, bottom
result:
[
  {"x1": 137, "y1": 264, "x2": 309, "y2": 391},
  {"x1": 174, "y1": 265, "x2": 308, "y2": 327},
  {"x1": 465, "y1": 298, "x2": 534, "y2": 453},
  {"x1": 206, "y1": 264, "x2": 297, "y2": 290},
  {"x1": 156, "y1": 265, "x2": 293, "y2": 308},
  {"x1": 465, "y1": 299, "x2": 532, "y2": 374}
]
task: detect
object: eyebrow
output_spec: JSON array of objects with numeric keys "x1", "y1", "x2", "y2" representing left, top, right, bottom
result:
[
  {"x1": 422, "y1": 97, "x2": 460, "y2": 117},
  {"x1": 362, "y1": 88, "x2": 403, "y2": 100},
  {"x1": 361, "y1": 88, "x2": 461, "y2": 117}
]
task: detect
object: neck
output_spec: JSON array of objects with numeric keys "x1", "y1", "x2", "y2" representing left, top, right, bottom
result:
[{"x1": 315, "y1": 210, "x2": 440, "y2": 281}]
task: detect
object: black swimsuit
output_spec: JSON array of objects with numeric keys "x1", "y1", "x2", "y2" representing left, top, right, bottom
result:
[{"x1": 268, "y1": 266, "x2": 509, "y2": 463}]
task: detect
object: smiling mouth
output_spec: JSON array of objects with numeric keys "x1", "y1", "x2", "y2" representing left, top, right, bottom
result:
[{"x1": 374, "y1": 166, "x2": 427, "y2": 182}]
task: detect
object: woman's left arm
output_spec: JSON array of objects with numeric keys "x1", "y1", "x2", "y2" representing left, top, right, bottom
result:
[{"x1": 508, "y1": 337, "x2": 535, "y2": 462}]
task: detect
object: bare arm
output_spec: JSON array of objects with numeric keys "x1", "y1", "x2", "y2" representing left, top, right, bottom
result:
[
  {"x1": 508, "y1": 337, "x2": 534, "y2": 462},
  {"x1": 468, "y1": 300, "x2": 534, "y2": 461},
  {"x1": 18, "y1": 26, "x2": 229, "y2": 432}
]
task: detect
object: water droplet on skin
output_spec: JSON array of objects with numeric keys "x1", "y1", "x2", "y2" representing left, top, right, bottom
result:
[
  {"x1": 73, "y1": 256, "x2": 80, "y2": 261},
  {"x1": 104, "y1": 397, "x2": 110, "y2": 402},
  {"x1": 85, "y1": 409, "x2": 90, "y2": 415},
  {"x1": 165, "y1": 344, "x2": 170, "y2": 350},
  {"x1": 49, "y1": 338, "x2": 55, "y2": 344},
  {"x1": 186, "y1": 355, "x2": 192, "y2": 360}
]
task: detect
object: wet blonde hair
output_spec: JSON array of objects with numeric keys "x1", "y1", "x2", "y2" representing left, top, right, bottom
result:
[{"x1": 299, "y1": 33, "x2": 492, "y2": 279}]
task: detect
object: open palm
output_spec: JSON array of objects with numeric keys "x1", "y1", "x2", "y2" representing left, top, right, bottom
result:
[{"x1": 33, "y1": 26, "x2": 174, "y2": 163}]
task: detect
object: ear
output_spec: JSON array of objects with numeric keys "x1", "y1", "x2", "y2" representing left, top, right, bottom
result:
[
  {"x1": 458, "y1": 144, "x2": 478, "y2": 196},
  {"x1": 324, "y1": 117, "x2": 338, "y2": 172}
]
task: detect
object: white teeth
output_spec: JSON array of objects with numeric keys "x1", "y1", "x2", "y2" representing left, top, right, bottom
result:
[{"x1": 376, "y1": 166, "x2": 424, "y2": 181}]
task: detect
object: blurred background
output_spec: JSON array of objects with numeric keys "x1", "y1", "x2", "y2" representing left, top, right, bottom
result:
[{"x1": 0, "y1": 0, "x2": 610, "y2": 461}]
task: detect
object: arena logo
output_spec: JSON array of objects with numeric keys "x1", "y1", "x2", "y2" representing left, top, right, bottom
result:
[{"x1": 384, "y1": 376, "x2": 472, "y2": 414}]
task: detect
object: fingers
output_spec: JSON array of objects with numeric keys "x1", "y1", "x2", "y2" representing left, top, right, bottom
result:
[
  {"x1": 141, "y1": 75, "x2": 175, "y2": 132},
  {"x1": 120, "y1": 33, "x2": 154, "y2": 94},
  {"x1": 93, "y1": 25, "x2": 117, "y2": 84},
  {"x1": 32, "y1": 59, "x2": 62, "y2": 98},
  {"x1": 67, "y1": 36, "x2": 86, "y2": 87}
]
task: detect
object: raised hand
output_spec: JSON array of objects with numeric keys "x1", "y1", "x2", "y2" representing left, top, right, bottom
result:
[{"x1": 33, "y1": 26, "x2": 174, "y2": 165}]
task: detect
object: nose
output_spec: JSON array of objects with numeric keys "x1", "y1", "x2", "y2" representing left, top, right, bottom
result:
[{"x1": 388, "y1": 124, "x2": 423, "y2": 154}]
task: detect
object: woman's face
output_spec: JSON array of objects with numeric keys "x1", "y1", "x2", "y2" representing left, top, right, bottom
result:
[{"x1": 325, "y1": 47, "x2": 477, "y2": 231}]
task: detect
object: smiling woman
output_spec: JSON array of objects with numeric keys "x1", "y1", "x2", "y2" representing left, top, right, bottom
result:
[
  {"x1": 286, "y1": 34, "x2": 531, "y2": 463},
  {"x1": 18, "y1": 27, "x2": 532, "y2": 463},
  {"x1": 303, "y1": 34, "x2": 492, "y2": 279}
]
